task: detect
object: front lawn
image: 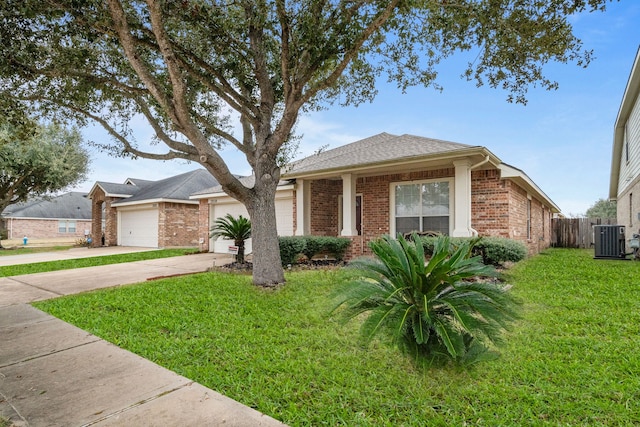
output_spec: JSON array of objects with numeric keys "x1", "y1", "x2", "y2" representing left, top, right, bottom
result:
[
  {"x1": 0, "y1": 248, "x2": 198, "y2": 277},
  {"x1": 34, "y1": 249, "x2": 640, "y2": 425}
]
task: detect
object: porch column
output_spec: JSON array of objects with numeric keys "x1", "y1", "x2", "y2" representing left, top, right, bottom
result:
[
  {"x1": 341, "y1": 173, "x2": 358, "y2": 236},
  {"x1": 453, "y1": 159, "x2": 473, "y2": 237},
  {"x1": 295, "y1": 179, "x2": 310, "y2": 235}
]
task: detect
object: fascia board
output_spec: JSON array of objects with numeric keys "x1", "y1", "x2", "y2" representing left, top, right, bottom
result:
[
  {"x1": 499, "y1": 164, "x2": 561, "y2": 213},
  {"x1": 610, "y1": 46, "x2": 640, "y2": 199},
  {"x1": 282, "y1": 147, "x2": 500, "y2": 180},
  {"x1": 189, "y1": 184, "x2": 295, "y2": 200},
  {"x1": 112, "y1": 198, "x2": 198, "y2": 208}
]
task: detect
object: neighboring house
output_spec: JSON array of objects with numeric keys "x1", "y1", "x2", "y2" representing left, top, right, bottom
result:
[
  {"x1": 195, "y1": 132, "x2": 560, "y2": 259},
  {"x1": 191, "y1": 175, "x2": 296, "y2": 254},
  {"x1": 610, "y1": 47, "x2": 640, "y2": 233},
  {"x1": 88, "y1": 169, "x2": 218, "y2": 248},
  {"x1": 0, "y1": 192, "x2": 92, "y2": 240}
]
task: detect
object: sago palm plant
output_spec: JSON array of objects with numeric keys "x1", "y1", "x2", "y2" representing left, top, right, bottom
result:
[
  {"x1": 209, "y1": 214, "x2": 252, "y2": 264},
  {"x1": 334, "y1": 233, "x2": 519, "y2": 365}
]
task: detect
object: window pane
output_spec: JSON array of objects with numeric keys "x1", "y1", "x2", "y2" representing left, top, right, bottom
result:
[
  {"x1": 58, "y1": 220, "x2": 66, "y2": 233},
  {"x1": 396, "y1": 217, "x2": 420, "y2": 236},
  {"x1": 395, "y1": 184, "x2": 420, "y2": 216},
  {"x1": 422, "y1": 182, "x2": 449, "y2": 216},
  {"x1": 423, "y1": 216, "x2": 449, "y2": 235},
  {"x1": 68, "y1": 221, "x2": 76, "y2": 233}
]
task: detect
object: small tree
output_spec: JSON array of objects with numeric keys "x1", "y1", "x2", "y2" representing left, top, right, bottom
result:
[
  {"x1": 0, "y1": 121, "x2": 90, "y2": 248},
  {"x1": 210, "y1": 214, "x2": 252, "y2": 264},
  {"x1": 585, "y1": 198, "x2": 617, "y2": 219}
]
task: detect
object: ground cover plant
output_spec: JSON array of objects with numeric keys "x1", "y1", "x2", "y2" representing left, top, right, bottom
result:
[
  {"x1": 0, "y1": 248, "x2": 198, "y2": 277},
  {"x1": 35, "y1": 249, "x2": 640, "y2": 425}
]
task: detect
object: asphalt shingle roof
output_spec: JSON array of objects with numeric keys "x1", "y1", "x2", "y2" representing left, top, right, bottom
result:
[
  {"x1": 111, "y1": 169, "x2": 219, "y2": 205},
  {"x1": 1, "y1": 192, "x2": 91, "y2": 219},
  {"x1": 285, "y1": 133, "x2": 477, "y2": 176}
]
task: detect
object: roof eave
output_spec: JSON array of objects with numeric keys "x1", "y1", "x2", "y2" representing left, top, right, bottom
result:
[
  {"x1": 499, "y1": 164, "x2": 561, "y2": 213},
  {"x1": 610, "y1": 46, "x2": 640, "y2": 199},
  {"x1": 282, "y1": 147, "x2": 500, "y2": 179},
  {"x1": 190, "y1": 183, "x2": 296, "y2": 200},
  {"x1": 111, "y1": 198, "x2": 199, "y2": 208}
]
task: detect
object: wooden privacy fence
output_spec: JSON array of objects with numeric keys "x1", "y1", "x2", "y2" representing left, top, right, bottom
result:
[{"x1": 551, "y1": 217, "x2": 616, "y2": 248}]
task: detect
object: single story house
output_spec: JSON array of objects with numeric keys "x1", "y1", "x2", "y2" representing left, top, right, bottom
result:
[
  {"x1": 88, "y1": 169, "x2": 218, "y2": 248},
  {"x1": 610, "y1": 47, "x2": 640, "y2": 232},
  {"x1": 0, "y1": 192, "x2": 92, "y2": 240},
  {"x1": 194, "y1": 133, "x2": 560, "y2": 259}
]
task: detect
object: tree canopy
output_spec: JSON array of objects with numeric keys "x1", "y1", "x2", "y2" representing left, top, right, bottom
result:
[
  {"x1": 0, "y1": 122, "x2": 90, "y2": 215},
  {"x1": 0, "y1": 0, "x2": 613, "y2": 285},
  {"x1": 585, "y1": 198, "x2": 617, "y2": 219}
]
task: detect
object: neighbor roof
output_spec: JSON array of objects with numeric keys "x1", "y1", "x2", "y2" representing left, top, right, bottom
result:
[
  {"x1": 284, "y1": 133, "x2": 479, "y2": 176},
  {"x1": 1, "y1": 192, "x2": 91, "y2": 219},
  {"x1": 111, "y1": 169, "x2": 219, "y2": 206}
]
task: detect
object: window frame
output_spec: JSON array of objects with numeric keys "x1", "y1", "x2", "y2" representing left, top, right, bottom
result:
[{"x1": 389, "y1": 177, "x2": 454, "y2": 237}]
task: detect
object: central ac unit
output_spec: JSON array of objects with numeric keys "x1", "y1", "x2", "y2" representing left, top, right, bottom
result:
[{"x1": 593, "y1": 225, "x2": 627, "y2": 260}]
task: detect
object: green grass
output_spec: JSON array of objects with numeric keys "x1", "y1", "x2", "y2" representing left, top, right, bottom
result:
[
  {"x1": 34, "y1": 249, "x2": 640, "y2": 425},
  {"x1": 0, "y1": 245, "x2": 72, "y2": 256},
  {"x1": 0, "y1": 248, "x2": 198, "y2": 277}
]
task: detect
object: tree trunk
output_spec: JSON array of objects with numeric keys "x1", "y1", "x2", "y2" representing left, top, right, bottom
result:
[{"x1": 246, "y1": 176, "x2": 285, "y2": 286}]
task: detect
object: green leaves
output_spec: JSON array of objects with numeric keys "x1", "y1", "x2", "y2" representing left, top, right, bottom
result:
[
  {"x1": 335, "y1": 233, "x2": 519, "y2": 366},
  {"x1": 0, "y1": 121, "x2": 89, "y2": 214},
  {"x1": 210, "y1": 214, "x2": 252, "y2": 264}
]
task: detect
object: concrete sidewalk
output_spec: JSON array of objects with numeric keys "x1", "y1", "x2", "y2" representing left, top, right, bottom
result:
[{"x1": 0, "y1": 250, "x2": 287, "y2": 426}]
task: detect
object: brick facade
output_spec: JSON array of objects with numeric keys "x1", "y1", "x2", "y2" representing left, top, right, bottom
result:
[
  {"x1": 198, "y1": 199, "x2": 211, "y2": 252},
  {"x1": 3, "y1": 218, "x2": 91, "y2": 240},
  {"x1": 158, "y1": 202, "x2": 200, "y2": 247},
  {"x1": 299, "y1": 167, "x2": 552, "y2": 260},
  {"x1": 90, "y1": 186, "x2": 119, "y2": 247}
]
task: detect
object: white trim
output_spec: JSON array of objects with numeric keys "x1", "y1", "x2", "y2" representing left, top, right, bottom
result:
[
  {"x1": 389, "y1": 177, "x2": 454, "y2": 237},
  {"x1": 190, "y1": 184, "x2": 295, "y2": 200},
  {"x1": 112, "y1": 198, "x2": 199, "y2": 207}
]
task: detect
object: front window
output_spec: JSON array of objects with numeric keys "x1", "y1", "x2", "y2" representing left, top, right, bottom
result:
[
  {"x1": 68, "y1": 221, "x2": 76, "y2": 233},
  {"x1": 394, "y1": 180, "x2": 450, "y2": 236},
  {"x1": 58, "y1": 220, "x2": 66, "y2": 233}
]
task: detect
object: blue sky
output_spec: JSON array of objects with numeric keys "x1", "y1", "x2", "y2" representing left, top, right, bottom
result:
[{"x1": 76, "y1": 2, "x2": 640, "y2": 216}]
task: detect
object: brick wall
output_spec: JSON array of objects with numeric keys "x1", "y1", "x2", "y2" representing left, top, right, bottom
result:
[
  {"x1": 91, "y1": 187, "x2": 118, "y2": 247},
  {"x1": 306, "y1": 167, "x2": 552, "y2": 260},
  {"x1": 4, "y1": 218, "x2": 91, "y2": 239},
  {"x1": 158, "y1": 202, "x2": 200, "y2": 247},
  {"x1": 309, "y1": 179, "x2": 341, "y2": 236},
  {"x1": 198, "y1": 199, "x2": 210, "y2": 252}
]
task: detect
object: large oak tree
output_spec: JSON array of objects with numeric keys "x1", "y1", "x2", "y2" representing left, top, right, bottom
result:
[{"x1": 0, "y1": 0, "x2": 611, "y2": 285}]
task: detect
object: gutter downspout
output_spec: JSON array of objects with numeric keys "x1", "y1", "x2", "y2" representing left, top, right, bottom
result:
[{"x1": 468, "y1": 155, "x2": 491, "y2": 236}]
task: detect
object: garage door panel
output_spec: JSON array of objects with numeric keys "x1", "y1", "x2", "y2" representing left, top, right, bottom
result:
[
  {"x1": 210, "y1": 197, "x2": 293, "y2": 254},
  {"x1": 120, "y1": 209, "x2": 158, "y2": 247}
]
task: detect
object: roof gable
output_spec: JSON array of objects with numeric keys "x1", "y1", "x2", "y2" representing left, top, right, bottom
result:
[
  {"x1": 284, "y1": 133, "x2": 476, "y2": 176},
  {"x1": 111, "y1": 169, "x2": 219, "y2": 205}
]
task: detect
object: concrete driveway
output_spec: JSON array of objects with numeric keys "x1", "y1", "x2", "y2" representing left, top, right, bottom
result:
[{"x1": 0, "y1": 248, "x2": 287, "y2": 427}]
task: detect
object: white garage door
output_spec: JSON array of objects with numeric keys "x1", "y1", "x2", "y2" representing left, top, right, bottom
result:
[
  {"x1": 119, "y1": 208, "x2": 158, "y2": 247},
  {"x1": 211, "y1": 202, "x2": 251, "y2": 254},
  {"x1": 209, "y1": 195, "x2": 293, "y2": 254}
]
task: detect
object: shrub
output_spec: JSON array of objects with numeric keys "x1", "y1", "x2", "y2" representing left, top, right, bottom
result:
[
  {"x1": 278, "y1": 236, "x2": 306, "y2": 266},
  {"x1": 288, "y1": 236, "x2": 352, "y2": 263},
  {"x1": 320, "y1": 237, "x2": 351, "y2": 261},
  {"x1": 334, "y1": 234, "x2": 519, "y2": 366},
  {"x1": 476, "y1": 237, "x2": 528, "y2": 265},
  {"x1": 301, "y1": 236, "x2": 327, "y2": 260},
  {"x1": 210, "y1": 214, "x2": 251, "y2": 264},
  {"x1": 419, "y1": 236, "x2": 527, "y2": 266}
]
